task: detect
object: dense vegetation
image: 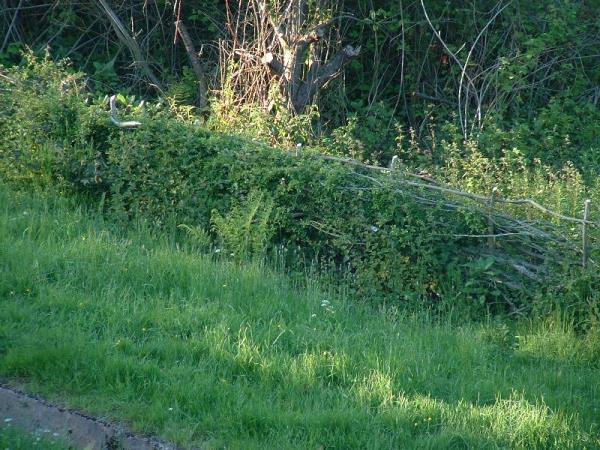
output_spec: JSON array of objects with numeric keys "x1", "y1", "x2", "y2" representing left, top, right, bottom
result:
[
  {"x1": 1, "y1": 2, "x2": 599, "y2": 447},
  {"x1": 1, "y1": 56, "x2": 598, "y2": 319},
  {"x1": 2, "y1": 1, "x2": 598, "y2": 168},
  {"x1": 1, "y1": 185, "x2": 599, "y2": 448}
]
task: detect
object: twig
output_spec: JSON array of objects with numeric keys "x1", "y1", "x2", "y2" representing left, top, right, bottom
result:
[
  {"x1": 1, "y1": 0, "x2": 24, "y2": 54},
  {"x1": 0, "y1": 72, "x2": 16, "y2": 84},
  {"x1": 432, "y1": 232, "x2": 522, "y2": 239},
  {"x1": 308, "y1": 153, "x2": 599, "y2": 226}
]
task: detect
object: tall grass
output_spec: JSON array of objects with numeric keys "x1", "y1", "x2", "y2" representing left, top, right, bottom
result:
[{"x1": 0, "y1": 184, "x2": 599, "y2": 449}]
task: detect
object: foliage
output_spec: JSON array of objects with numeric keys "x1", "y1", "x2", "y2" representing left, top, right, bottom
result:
[
  {"x1": 2, "y1": 1, "x2": 598, "y2": 170},
  {"x1": 442, "y1": 141, "x2": 590, "y2": 221},
  {"x1": 1, "y1": 56, "x2": 598, "y2": 317},
  {"x1": 211, "y1": 190, "x2": 276, "y2": 259},
  {"x1": 1, "y1": 185, "x2": 599, "y2": 449},
  {"x1": 0, "y1": 51, "x2": 114, "y2": 193},
  {"x1": 318, "y1": 101, "x2": 400, "y2": 164},
  {"x1": 207, "y1": 70, "x2": 320, "y2": 148}
]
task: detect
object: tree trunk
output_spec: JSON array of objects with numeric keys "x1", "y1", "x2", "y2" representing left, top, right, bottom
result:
[
  {"x1": 175, "y1": 20, "x2": 208, "y2": 110},
  {"x1": 258, "y1": 1, "x2": 359, "y2": 114}
]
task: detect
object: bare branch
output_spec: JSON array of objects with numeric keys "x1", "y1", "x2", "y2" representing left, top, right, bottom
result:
[
  {"x1": 1, "y1": 0, "x2": 24, "y2": 54},
  {"x1": 420, "y1": 0, "x2": 475, "y2": 138},
  {"x1": 461, "y1": 1, "x2": 511, "y2": 132},
  {"x1": 254, "y1": 0, "x2": 288, "y2": 49},
  {"x1": 313, "y1": 44, "x2": 360, "y2": 88},
  {"x1": 96, "y1": 0, "x2": 163, "y2": 90},
  {"x1": 174, "y1": 20, "x2": 208, "y2": 109},
  {"x1": 294, "y1": 45, "x2": 360, "y2": 112}
]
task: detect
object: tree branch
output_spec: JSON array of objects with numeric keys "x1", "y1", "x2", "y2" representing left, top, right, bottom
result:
[
  {"x1": 262, "y1": 52, "x2": 284, "y2": 76},
  {"x1": 289, "y1": 0, "x2": 309, "y2": 37},
  {"x1": 294, "y1": 44, "x2": 360, "y2": 112},
  {"x1": 1, "y1": 0, "x2": 23, "y2": 54},
  {"x1": 313, "y1": 44, "x2": 360, "y2": 89},
  {"x1": 255, "y1": 0, "x2": 288, "y2": 49},
  {"x1": 174, "y1": 20, "x2": 208, "y2": 109},
  {"x1": 96, "y1": 0, "x2": 162, "y2": 90}
]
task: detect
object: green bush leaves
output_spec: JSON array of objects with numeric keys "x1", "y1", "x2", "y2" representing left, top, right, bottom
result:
[{"x1": 2, "y1": 56, "x2": 597, "y2": 317}]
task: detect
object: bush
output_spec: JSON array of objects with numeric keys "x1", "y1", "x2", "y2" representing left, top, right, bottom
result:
[
  {"x1": 0, "y1": 52, "x2": 115, "y2": 193},
  {"x1": 1, "y1": 56, "x2": 597, "y2": 317}
]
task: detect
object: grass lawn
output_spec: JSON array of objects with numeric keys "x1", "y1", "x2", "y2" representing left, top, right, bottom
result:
[{"x1": 0, "y1": 184, "x2": 599, "y2": 449}]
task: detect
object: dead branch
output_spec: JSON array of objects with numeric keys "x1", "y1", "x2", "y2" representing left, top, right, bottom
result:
[
  {"x1": 294, "y1": 44, "x2": 360, "y2": 112},
  {"x1": 174, "y1": 20, "x2": 208, "y2": 109},
  {"x1": 1, "y1": 0, "x2": 24, "y2": 54},
  {"x1": 96, "y1": 0, "x2": 163, "y2": 91}
]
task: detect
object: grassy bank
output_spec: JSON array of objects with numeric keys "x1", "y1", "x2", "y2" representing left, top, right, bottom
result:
[{"x1": 0, "y1": 184, "x2": 599, "y2": 449}]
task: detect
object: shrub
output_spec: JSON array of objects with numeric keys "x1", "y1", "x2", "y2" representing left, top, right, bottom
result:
[
  {"x1": 1, "y1": 56, "x2": 597, "y2": 317},
  {"x1": 0, "y1": 52, "x2": 115, "y2": 193}
]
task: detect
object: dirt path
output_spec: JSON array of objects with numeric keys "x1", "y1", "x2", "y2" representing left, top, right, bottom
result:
[{"x1": 0, "y1": 384, "x2": 183, "y2": 450}]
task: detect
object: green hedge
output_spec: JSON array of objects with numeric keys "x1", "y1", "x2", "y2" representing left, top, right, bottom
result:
[{"x1": 1, "y1": 56, "x2": 593, "y2": 315}]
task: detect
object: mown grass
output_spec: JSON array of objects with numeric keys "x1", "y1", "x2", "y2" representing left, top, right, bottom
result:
[{"x1": 0, "y1": 184, "x2": 599, "y2": 449}]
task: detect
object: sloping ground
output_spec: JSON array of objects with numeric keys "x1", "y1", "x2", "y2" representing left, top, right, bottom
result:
[{"x1": 0, "y1": 184, "x2": 599, "y2": 449}]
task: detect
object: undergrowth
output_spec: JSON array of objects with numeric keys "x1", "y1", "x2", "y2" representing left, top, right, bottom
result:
[{"x1": 0, "y1": 55, "x2": 598, "y2": 319}]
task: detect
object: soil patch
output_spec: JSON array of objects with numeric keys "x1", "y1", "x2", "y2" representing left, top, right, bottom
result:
[{"x1": 0, "y1": 384, "x2": 185, "y2": 450}]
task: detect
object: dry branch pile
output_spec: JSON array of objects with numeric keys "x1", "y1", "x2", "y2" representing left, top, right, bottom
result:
[{"x1": 317, "y1": 154, "x2": 598, "y2": 302}]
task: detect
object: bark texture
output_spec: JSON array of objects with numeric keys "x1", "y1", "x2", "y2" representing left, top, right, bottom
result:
[
  {"x1": 258, "y1": 1, "x2": 360, "y2": 114},
  {"x1": 175, "y1": 20, "x2": 208, "y2": 110}
]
